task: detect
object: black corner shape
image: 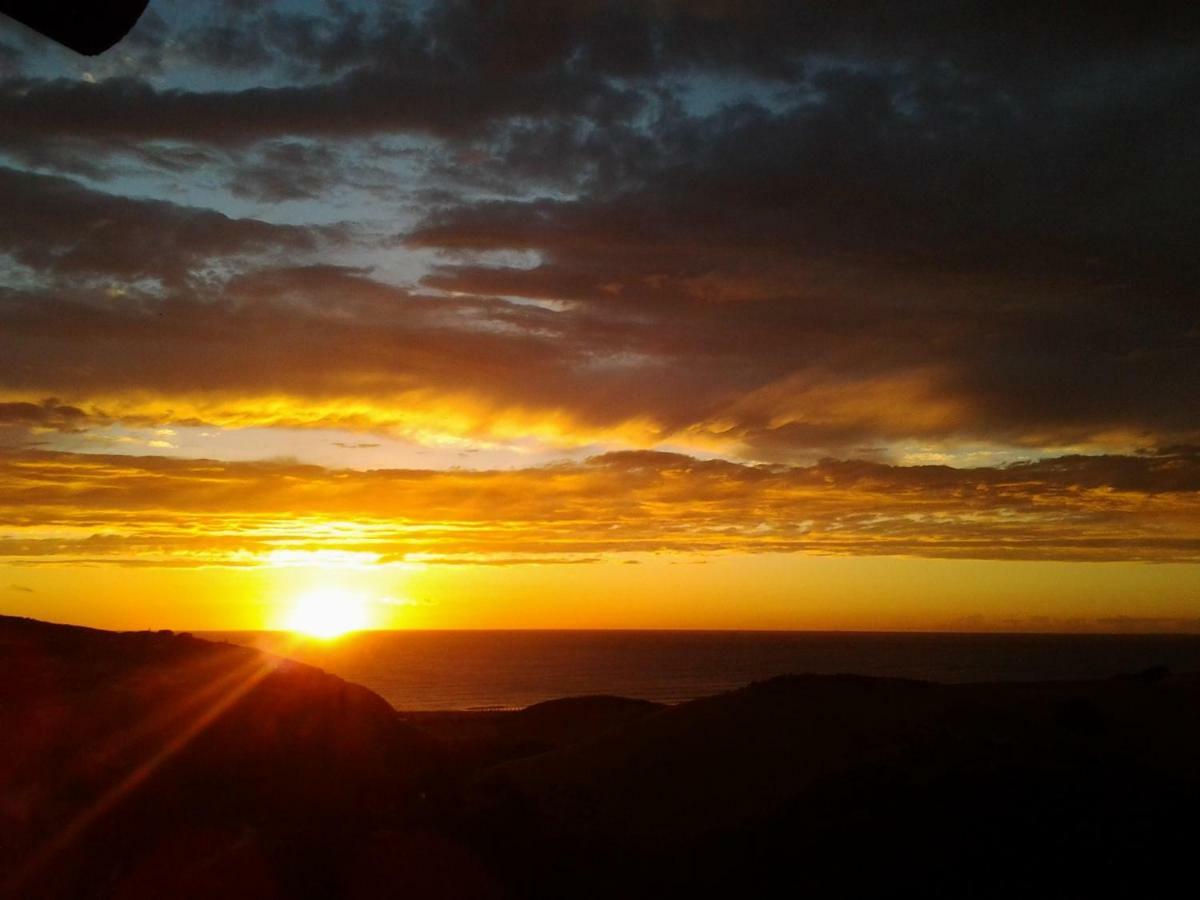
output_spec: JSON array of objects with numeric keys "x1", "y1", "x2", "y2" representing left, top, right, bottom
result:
[{"x1": 1, "y1": 0, "x2": 150, "y2": 56}]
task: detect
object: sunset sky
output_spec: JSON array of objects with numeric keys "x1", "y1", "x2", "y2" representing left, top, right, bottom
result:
[{"x1": 1, "y1": 2, "x2": 1198, "y2": 631}]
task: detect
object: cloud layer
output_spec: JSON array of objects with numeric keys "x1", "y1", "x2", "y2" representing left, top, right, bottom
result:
[
  {"x1": 1, "y1": 2, "x2": 1198, "y2": 570},
  {"x1": 2, "y1": 447, "x2": 1197, "y2": 566}
]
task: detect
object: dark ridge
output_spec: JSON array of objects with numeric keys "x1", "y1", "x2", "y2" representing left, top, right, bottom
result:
[
  {"x1": 473, "y1": 668, "x2": 1200, "y2": 899},
  {"x1": 404, "y1": 694, "x2": 664, "y2": 770},
  {"x1": 3, "y1": 615, "x2": 1199, "y2": 899}
]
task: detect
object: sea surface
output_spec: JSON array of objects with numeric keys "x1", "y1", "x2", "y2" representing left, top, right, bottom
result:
[{"x1": 205, "y1": 630, "x2": 1200, "y2": 711}]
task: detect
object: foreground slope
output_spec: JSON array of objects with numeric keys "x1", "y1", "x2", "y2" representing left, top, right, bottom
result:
[{"x1": 0, "y1": 616, "x2": 448, "y2": 900}]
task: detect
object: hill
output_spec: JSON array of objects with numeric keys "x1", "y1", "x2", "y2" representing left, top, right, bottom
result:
[
  {"x1": 4, "y1": 615, "x2": 1199, "y2": 899},
  {"x1": 0, "y1": 615, "x2": 446, "y2": 899},
  {"x1": 470, "y1": 672, "x2": 1200, "y2": 898}
]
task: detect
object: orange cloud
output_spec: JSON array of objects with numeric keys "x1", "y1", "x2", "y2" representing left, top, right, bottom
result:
[{"x1": 1, "y1": 448, "x2": 1198, "y2": 567}]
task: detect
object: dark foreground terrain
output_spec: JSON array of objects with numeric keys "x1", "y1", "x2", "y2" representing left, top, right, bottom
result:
[{"x1": 2, "y1": 616, "x2": 1198, "y2": 899}]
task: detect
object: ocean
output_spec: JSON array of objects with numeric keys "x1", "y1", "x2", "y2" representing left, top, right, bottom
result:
[{"x1": 205, "y1": 630, "x2": 1200, "y2": 711}]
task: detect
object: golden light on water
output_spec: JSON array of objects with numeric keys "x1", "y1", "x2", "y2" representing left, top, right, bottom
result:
[{"x1": 281, "y1": 586, "x2": 372, "y2": 638}]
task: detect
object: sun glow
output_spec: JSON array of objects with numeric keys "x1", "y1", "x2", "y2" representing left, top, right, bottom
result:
[{"x1": 282, "y1": 586, "x2": 372, "y2": 638}]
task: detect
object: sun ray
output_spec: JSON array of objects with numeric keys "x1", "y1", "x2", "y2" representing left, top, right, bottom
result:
[{"x1": 3, "y1": 653, "x2": 278, "y2": 896}]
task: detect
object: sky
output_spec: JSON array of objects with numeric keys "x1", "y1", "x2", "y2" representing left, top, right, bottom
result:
[{"x1": 1, "y1": 1, "x2": 1198, "y2": 632}]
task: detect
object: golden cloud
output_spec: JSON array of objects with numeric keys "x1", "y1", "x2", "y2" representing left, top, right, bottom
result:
[{"x1": 1, "y1": 448, "x2": 1198, "y2": 567}]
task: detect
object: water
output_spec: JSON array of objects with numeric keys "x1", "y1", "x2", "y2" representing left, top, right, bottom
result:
[{"x1": 204, "y1": 630, "x2": 1200, "y2": 711}]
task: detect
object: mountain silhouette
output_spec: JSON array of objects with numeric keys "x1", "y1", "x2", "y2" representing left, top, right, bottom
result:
[{"x1": 3, "y1": 615, "x2": 1199, "y2": 899}]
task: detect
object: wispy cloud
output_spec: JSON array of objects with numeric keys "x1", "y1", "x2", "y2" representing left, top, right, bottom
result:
[{"x1": 1, "y1": 448, "x2": 1197, "y2": 567}]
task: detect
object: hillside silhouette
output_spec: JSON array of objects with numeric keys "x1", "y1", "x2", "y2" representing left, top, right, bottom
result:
[
  {"x1": 3, "y1": 615, "x2": 1199, "y2": 898},
  {"x1": 0, "y1": 616, "x2": 444, "y2": 899}
]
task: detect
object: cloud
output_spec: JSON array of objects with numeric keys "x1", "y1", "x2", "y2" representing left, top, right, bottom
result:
[
  {"x1": 0, "y1": 167, "x2": 330, "y2": 286},
  {"x1": 1, "y1": 243, "x2": 1195, "y2": 459},
  {"x1": 0, "y1": 2, "x2": 1197, "y2": 464},
  {"x1": 1, "y1": 447, "x2": 1197, "y2": 567},
  {"x1": 0, "y1": 263, "x2": 607, "y2": 445},
  {"x1": 0, "y1": 399, "x2": 97, "y2": 432},
  {"x1": 0, "y1": 43, "x2": 639, "y2": 148},
  {"x1": 405, "y1": 55, "x2": 1200, "y2": 453},
  {"x1": 224, "y1": 140, "x2": 343, "y2": 202},
  {"x1": 3, "y1": 2, "x2": 1192, "y2": 153},
  {"x1": 0, "y1": 40, "x2": 20, "y2": 76}
]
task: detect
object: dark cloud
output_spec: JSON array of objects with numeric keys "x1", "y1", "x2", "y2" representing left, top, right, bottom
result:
[
  {"x1": 0, "y1": 236, "x2": 1195, "y2": 459},
  {"x1": 176, "y1": 2, "x2": 1200, "y2": 93},
  {"x1": 0, "y1": 263, "x2": 601, "y2": 437},
  {"x1": 3, "y1": 2, "x2": 1195, "y2": 147},
  {"x1": 0, "y1": 2, "x2": 1197, "y2": 461},
  {"x1": 183, "y1": 21, "x2": 274, "y2": 72},
  {"x1": 407, "y1": 47, "x2": 1200, "y2": 453},
  {"x1": 0, "y1": 47, "x2": 640, "y2": 148},
  {"x1": 225, "y1": 140, "x2": 343, "y2": 202},
  {"x1": 0, "y1": 400, "x2": 96, "y2": 432},
  {"x1": 0, "y1": 40, "x2": 20, "y2": 76},
  {"x1": 0, "y1": 167, "x2": 328, "y2": 285}
]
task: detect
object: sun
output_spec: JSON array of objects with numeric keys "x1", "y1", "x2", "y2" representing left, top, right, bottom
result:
[{"x1": 282, "y1": 586, "x2": 371, "y2": 639}]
